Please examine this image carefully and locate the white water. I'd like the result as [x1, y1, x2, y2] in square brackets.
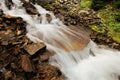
[1, 0, 120, 80]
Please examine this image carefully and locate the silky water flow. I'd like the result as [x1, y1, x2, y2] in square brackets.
[1, 0, 120, 80]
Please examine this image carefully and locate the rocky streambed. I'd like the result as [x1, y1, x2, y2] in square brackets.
[0, 9, 63, 80]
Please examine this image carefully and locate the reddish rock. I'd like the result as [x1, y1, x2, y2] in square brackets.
[21, 55, 33, 72]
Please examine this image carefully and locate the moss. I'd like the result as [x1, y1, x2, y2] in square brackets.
[97, 5, 120, 43]
[80, 1, 92, 8]
[90, 25, 106, 33]
[108, 29, 120, 43]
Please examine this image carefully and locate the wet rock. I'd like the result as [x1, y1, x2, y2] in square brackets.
[46, 13, 52, 23]
[0, 9, 3, 16]
[0, 12, 62, 80]
[30, 0, 54, 4]
[23, 2, 38, 15]
[24, 42, 46, 55]
[5, 0, 13, 10]
[39, 53, 49, 62]
[33, 63, 63, 80]
[21, 55, 34, 72]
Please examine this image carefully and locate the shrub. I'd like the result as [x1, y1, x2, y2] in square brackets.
[91, 0, 117, 10]
[91, 0, 105, 11]
[115, 15, 120, 22]
[113, 0, 120, 8]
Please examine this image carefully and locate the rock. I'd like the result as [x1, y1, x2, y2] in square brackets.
[0, 71, 5, 79]
[30, 0, 54, 4]
[5, 71, 12, 79]
[39, 54, 49, 62]
[24, 42, 46, 55]
[5, 0, 13, 9]
[52, 26, 90, 51]
[23, 2, 38, 15]
[21, 55, 33, 72]
[33, 63, 63, 80]
[0, 30, 15, 46]
[0, 46, 5, 54]
[0, 9, 3, 16]
[0, 53, 10, 68]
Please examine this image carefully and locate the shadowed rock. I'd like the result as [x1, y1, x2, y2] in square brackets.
[23, 2, 38, 15]
[5, 0, 13, 9]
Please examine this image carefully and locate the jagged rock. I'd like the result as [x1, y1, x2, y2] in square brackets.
[33, 63, 63, 80]
[0, 9, 63, 80]
[23, 2, 38, 15]
[5, 71, 13, 79]
[0, 9, 3, 16]
[21, 55, 34, 72]
[30, 0, 54, 4]
[5, 0, 13, 9]
[24, 42, 46, 55]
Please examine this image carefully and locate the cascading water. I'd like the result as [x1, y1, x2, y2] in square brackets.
[1, 0, 120, 80]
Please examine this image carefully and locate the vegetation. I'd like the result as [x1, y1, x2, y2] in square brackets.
[113, 0, 120, 8]
[91, 0, 120, 11]
[98, 6, 120, 42]
[91, 0, 105, 11]
[80, 0, 91, 8]
[80, 0, 120, 43]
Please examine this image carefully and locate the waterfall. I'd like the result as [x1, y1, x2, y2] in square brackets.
[1, 0, 120, 80]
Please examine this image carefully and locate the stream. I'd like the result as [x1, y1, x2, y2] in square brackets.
[1, 0, 120, 80]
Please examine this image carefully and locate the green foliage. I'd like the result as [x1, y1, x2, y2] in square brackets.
[115, 15, 120, 22]
[98, 5, 120, 43]
[80, 1, 92, 8]
[91, 0, 120, 10]
[113, 0, 120, 8]
[80, 0, 120, 42]
[91, 0, 105, 11]
[90, 25, 106, 33]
